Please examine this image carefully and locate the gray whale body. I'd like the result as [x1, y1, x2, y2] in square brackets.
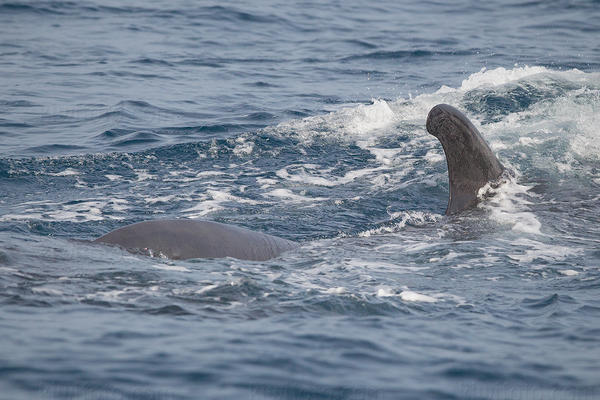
[94, 220, 298, 261]
[94, 104, 504, 260]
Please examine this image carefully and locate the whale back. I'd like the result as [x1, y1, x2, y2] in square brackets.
[94, 219, 298, 261]
[426, 104, 504, 214]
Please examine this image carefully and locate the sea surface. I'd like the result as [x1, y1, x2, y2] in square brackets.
[1, 1, 600, 399]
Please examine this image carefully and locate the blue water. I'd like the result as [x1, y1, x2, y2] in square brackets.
[1, 1, 600, 399]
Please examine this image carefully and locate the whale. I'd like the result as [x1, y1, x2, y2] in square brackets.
[426, 104, 504, 215]
[94, 219, 298, 261]
[94, 104, 504, 260]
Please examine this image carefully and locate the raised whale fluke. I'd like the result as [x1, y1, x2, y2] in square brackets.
[426, 104, 504, 215]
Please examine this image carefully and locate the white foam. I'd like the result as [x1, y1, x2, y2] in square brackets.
[456, 66, 549, 92]
[196, 170, 228, 177]
[507, 238, 582, 264]
[256, 177, 278, 189]
[276, 166, 336, 187]
[268, 99, 397, 143]
[180, 201, 222, 217]
[376, 287, 396, 297]
[194, 284, 220, 295]
[0, 198, 129, 222]
[374, 240, 439, 255]
[346, 99, 397, 135]
[429, 251, 460, 263]
[275, 164, 384, 188]
[424, 149, 444, 163]
[358, 211, 440, 237]
[31, 286, 63, 296]
[232, 136, 255, 156]
[376, 285, 465, 304]
[84, 284, 172, 304]
[325, 287, 347, 294]
[518, 137, 546, 146]
[377, 287, 459, 304]
[264, 188, 328, 203]
[48, 168, 79, 177]
[477, 172, 542, 235]
[182, 189, 260, 217]
[134, 169, 156, 182]
[399, 290, 438, 303]
[163, 170, 228, 184]
[152, 264, 191, 272]
[480, 81, 600, 176]
[109, 199, 129, 212]
[105, 174, 122, 181]
[566, 89, 600, 160]
[559, 269, 579, 276]
[144, 194, 178, 204]
[365, 146, 406, 166]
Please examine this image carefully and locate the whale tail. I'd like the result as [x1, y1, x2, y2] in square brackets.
[426, 104, 504, 215]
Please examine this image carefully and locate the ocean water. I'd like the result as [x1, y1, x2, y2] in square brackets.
[1, 0, 600, 399]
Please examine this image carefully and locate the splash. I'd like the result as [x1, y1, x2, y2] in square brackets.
[477, 170, 542, 235]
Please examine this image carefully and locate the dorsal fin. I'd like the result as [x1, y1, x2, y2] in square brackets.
[426, 104, 504, 214]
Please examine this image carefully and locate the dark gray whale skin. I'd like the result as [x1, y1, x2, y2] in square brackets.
[426, 104, 504, 215]
[94, 220, 298, 261]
